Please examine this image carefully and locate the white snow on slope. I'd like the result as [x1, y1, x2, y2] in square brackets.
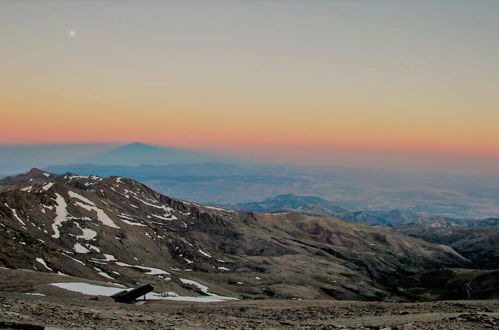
[68, 191, 95, 206]
[52, 282, 124, 296]
[52, 193, 68, 238]
[36, 258, 53, 271]
[120, 219, 147, 227]
[74, 243, 89, 254]
[63, 254, 85, 266]
[180, 278, 210, 294]
[42, 182, 55, 191]
[94, 267, 114, 280]
[65, 174, 90, 180]
[103, 254, 116, 261]
[115, 262, 170, 275]
[25, 292, 46, 296]
[78, 228, 97, 240]
[4, 203, 26, 226]
[133, 196, 172, 212]
[179, 278, 237, 300]
[74, 201, 119, 229]
[74, 222, 97, 240]
[88, 244, 100, 252]
[198, 249, 212, 258]
[51, 282, 236, 302]
[151, 213, 177, 221]
[117, 214, 147, 226]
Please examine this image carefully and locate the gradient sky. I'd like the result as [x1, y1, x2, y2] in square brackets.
[1, 1, 499, 173]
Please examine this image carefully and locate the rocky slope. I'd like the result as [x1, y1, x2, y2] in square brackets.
[393, 224, 499, 270]
[224, 194, 498, 272]
[0, 169, 474, 301]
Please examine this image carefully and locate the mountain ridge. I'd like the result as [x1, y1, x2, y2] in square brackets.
[221, 193, 499, 271]
[1, 169, 488, 301]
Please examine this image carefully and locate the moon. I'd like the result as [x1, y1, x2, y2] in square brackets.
[69, 30, 76, 38]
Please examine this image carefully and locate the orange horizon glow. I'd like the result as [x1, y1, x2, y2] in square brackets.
[1, 1, 499, 172]
[2, 88, 499, 161]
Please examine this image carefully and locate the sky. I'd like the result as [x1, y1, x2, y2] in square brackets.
[1, 1, 499, 173]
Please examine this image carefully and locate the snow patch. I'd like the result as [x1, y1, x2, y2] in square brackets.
[117, 213, 134, 220]
[118, 214, 147, 226]
[51, 193, 68, 238]
[4, 203, 26, 226]
[94, 267, 114, 280]
[88, 245, 100, 252]
[115, 262, 170, 275]
[51, 282, 125, 296]
[198, 249, 212, 258]
[120, 219, 147, 227]
[36, 258, 53, 271]
[42, 182, 55, 191]
[68, 191, 95, 206]
[74, 243, 89, 254]
[151, 213, 177, 221]
[179, 278, 236, 301]
[74, 201, 119, 228]
[103, 254, 116, 261]
[180, 278, 210, 294]
[74, 223, 97, 240]
[24, 293, 46, 296]
[51, 282, 236, 302]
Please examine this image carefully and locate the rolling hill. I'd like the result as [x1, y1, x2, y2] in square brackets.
[0, 169, 485, 301]
[222, 194, 349, 217]
[394, 223, 499, 269]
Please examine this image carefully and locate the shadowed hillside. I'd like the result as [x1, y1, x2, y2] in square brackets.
[0, 169, 482, 301]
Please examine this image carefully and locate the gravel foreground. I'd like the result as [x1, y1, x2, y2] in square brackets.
[0, 294, 498, 330]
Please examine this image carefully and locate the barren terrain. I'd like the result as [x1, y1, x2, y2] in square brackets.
[1, 294, 498, 329]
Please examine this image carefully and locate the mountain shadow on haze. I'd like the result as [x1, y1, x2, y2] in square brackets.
[83, 142, 230, 166]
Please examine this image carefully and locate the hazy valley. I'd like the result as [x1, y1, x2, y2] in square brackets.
[15, 143, 496, 220]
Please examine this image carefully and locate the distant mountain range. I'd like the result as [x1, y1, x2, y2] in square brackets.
[222, 193, 498, 228]
[3, 143, 498, 218]
[40, 159, 499, 219]
[3, 169, 497, 300]
[46, 162, 254, 179]
[221, 194, 349, 217]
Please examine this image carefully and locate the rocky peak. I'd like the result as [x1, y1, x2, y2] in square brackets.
[0, 168, 53, 185]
